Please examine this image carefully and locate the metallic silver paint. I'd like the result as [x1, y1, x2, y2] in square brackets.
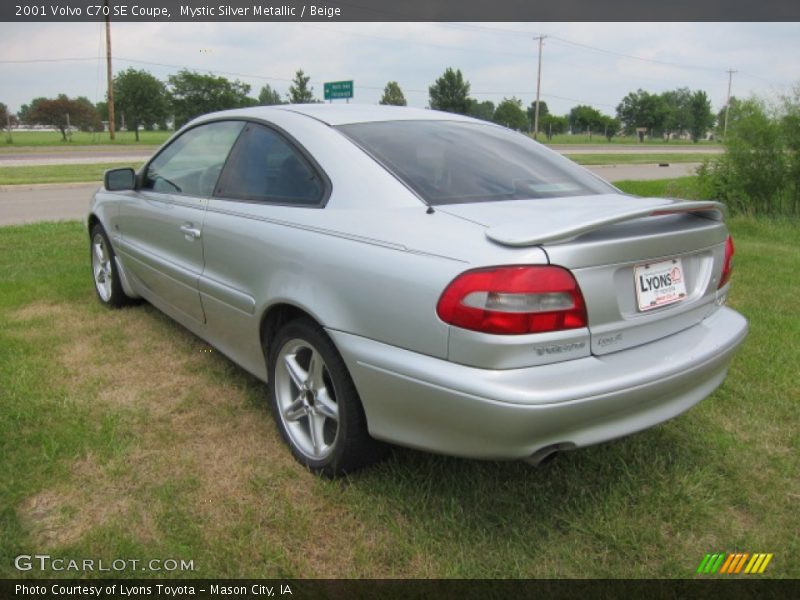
[88, 104, 749, 463]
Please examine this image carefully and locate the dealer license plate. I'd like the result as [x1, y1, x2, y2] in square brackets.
[634, 257, 687, 312]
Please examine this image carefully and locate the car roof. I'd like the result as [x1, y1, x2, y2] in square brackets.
[199, 103, 478, 127]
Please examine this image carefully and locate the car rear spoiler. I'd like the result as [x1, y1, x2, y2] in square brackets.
[485, 200, 727, 247]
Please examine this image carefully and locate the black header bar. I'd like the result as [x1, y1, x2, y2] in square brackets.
[3, 0, 799, 22]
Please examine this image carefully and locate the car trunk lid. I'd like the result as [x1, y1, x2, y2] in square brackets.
[438, 194, 730, 355]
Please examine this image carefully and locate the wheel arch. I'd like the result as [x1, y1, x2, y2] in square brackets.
[87, 213, 101, 237]
[259, 302, 323, 369]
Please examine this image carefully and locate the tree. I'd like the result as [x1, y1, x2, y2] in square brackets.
[428, 68, 471, 115]
[660, 87, 692, 140]
[114, 68, 169, 141]
[598, 115, 621, 141]
[493, 97, 528, 131]
[258, 84, 283, 106]
[698, 98, 791, 215]
[23, 94, 100, 140]
[539, 114, 569, 140]
[17, 97, 46, 125]
[466, 98, 495, 122]
[716, 96, 742, 136]
[379, 81, 407, 106]
[168, 70, 255, 128]
[616, 89, 668, 136]
[287, 70, 316, 104]
[0, 102, 16, 143]
[0, 102, 13, 127]
[569, 104, 606, 134]
[688, 90, 714, 142]
[526, 99, 550, 123]
[781, 85, 800, 208]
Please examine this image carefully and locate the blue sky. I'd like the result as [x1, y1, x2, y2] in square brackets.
[1, 22, 798, 116]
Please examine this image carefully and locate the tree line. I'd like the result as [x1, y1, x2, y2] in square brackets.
[4, 68, 321, 141]
[3, 65, 720, 142]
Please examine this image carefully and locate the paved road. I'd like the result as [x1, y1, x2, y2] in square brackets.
[0, 183, 98, 226]
[0, 163, 701, 226]
[589, 162, 700, 182]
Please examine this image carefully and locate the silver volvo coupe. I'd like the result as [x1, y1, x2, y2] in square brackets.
[88, 104, 748, 476]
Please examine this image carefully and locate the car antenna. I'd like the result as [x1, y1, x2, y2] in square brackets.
[426, 206, 435, 214]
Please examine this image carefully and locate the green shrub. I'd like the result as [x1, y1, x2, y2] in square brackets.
[697, 92, 800, 217]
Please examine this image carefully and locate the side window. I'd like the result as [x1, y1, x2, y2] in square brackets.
[142, 121, 245, 197]
[216, 123, 324, 205]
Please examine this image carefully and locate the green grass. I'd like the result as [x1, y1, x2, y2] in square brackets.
[0, 218, 797, 579]
[567, 153, 711, 166]
[615, 176, 705, 199]
[0, 163, 142, 186]
[0, 156, 704, 186]
[1, 130, 171, 148]
[544, 134, 721, 146]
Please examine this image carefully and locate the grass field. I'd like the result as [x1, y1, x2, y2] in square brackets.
[567, 153, 709, 166]
[2, 130, 172, 148]
[543, 134, 720, 146]
[0, 163, 142, 186]
[0, 156, 704, 186]
[1, 131, 719, 148]
[0, 215, 797, 579]
[615, 177, 705, 199]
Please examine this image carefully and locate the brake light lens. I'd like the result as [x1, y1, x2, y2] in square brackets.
[436, 266, 587, 335]
[718, 235, 735, 289]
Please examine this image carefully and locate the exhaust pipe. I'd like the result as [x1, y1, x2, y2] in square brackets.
[525, 443, 575, 466]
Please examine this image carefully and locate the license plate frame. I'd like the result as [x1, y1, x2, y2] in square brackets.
[634, 257, 688, 312]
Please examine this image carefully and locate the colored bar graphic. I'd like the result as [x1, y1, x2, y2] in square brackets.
[697, 552, 774, 575]
[719, 553, 736, 573]
[758, 554, 773, 574]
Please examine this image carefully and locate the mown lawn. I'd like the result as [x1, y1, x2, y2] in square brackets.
[0, 158, 702, 187]
[567, 153, 710, 166]
[1, 130, 171, 148]
[543, 134, 721, 146]
[0, 163, 142, 186]
[0, 218, 797, 579]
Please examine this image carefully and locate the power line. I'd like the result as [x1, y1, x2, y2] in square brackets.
[547, 36, 723, 73]
[0, 57, 98, 64]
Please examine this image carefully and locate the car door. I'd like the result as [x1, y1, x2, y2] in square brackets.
[198, 121, 328, 377]
[114, 120, 245, 324]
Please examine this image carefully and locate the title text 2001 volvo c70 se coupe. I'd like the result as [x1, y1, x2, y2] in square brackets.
[88, 104, 748, 476]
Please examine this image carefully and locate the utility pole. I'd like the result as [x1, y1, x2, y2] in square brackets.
[105, 0, 115, 140]
[533, 35, 546, 140]
[723, 69, 737, 138]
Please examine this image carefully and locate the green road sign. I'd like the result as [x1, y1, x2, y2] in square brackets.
[324, 80, 353, 100]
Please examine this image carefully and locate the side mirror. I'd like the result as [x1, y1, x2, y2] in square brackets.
[104, 167, 136, 191]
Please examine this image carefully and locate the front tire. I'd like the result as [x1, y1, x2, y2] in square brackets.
[90, 223, 133, 308]
[268, 318, 386, 477]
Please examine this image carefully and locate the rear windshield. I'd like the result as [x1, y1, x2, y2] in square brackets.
[336, 120, 616, 205]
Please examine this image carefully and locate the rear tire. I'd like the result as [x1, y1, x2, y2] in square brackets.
[268, 318, 387, 477]
[90, 223, 134, 308]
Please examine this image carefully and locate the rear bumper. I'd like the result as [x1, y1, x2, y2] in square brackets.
[329, 306, 748, 460]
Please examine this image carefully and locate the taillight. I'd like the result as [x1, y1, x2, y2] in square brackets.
[436, 265, 587, 335]
[718, 235, 735, 289]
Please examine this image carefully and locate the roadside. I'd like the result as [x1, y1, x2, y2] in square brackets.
[0, 164, 702, 227]
[0, 143, 710, 225]
[0, 183, 99, 226]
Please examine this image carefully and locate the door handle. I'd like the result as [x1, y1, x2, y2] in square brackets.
[180, 224, 202, 240]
